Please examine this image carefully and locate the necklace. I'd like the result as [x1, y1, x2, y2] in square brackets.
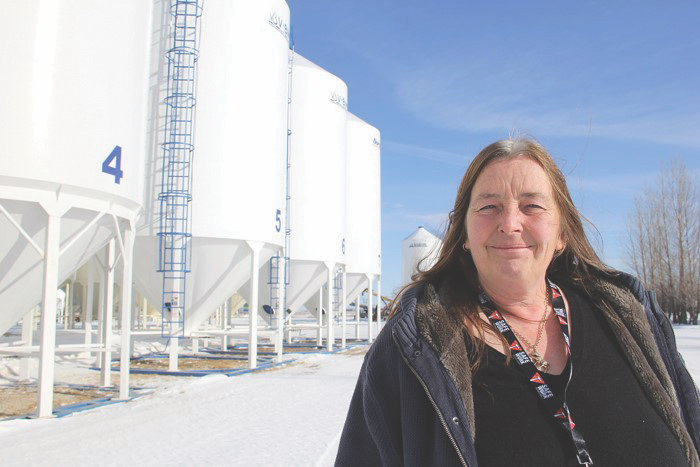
[503, 287, 552, 373]
[511, 321, 549, 372]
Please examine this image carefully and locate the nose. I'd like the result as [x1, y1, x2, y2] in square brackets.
[499, 205, 523, 234]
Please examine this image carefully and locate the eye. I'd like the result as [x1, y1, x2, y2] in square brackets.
[523, 203, 545, 212]
[477, 204, 497, 212]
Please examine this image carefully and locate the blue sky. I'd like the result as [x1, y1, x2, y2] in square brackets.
[286, 0, 700, 295]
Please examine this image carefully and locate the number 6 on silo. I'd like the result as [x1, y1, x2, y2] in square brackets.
[102, 145, 123, 184]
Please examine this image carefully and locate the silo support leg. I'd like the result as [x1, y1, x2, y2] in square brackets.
[341, 270, 347, 349]
[367, 274, 374, 344]
[222, 299, 229, 351]
[119, 226, 134, 400]
[169, 337, 179, 371]
[100, 240, 115, 387]
[355, 294, 361, 340]
[317, 286, 323, 346]
[63, 282, 71, 329]
[377, 278, 382, 331]
[141, 296, 148, 330]
[83, 259, 95, 358]
[20, 309, 34, 381]
[247, 241, 264, 370]
[95, 257, 105, 368]
[325, 262, 335, 352]
[37, 213, 60, 418]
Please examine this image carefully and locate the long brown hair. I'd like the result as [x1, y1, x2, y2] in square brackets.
[395, 137, 611, 369]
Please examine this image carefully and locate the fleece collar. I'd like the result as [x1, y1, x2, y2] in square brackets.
[413, 283, 476, 440]
[587, 277, 698, 466]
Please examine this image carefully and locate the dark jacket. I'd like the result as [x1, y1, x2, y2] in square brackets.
[335, 272, 700, 466]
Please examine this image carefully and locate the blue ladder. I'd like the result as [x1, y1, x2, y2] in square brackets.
[267, 255, 289, 326]
[158, 0, 203, 338]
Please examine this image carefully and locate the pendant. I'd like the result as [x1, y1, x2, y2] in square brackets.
[531, 349, 550, 373]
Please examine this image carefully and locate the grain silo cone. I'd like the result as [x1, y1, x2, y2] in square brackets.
[401, 227, 442, 285]
[133, 0, 290, 334]
[0, 1, 152, 336]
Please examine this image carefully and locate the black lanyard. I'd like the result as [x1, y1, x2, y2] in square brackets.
[479, 280, 594, 466]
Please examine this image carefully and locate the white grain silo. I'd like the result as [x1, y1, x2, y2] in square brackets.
[343, 113, 381, 343]
[0, 0, 152, 415]
[282, 53, 348, 350]
[133, 0, 290, 368]
[401, 227, 442, 285]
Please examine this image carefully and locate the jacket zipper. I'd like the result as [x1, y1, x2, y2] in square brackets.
[393, 333, 469, 467]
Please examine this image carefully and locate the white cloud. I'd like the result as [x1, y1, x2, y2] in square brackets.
[382, 140, 470, 166]
[569, 166, 700, 200]
[382, 203, 449, 236]
[393, 49, 700, 149]
[567, 172, 658, 197]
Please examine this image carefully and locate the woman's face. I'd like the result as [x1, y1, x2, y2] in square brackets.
[464, 156, 564, 286]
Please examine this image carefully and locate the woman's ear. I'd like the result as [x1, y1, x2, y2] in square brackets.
[555, 237, 565, 254]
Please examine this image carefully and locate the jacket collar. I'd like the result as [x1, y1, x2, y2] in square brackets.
[396, 282, 476, 439]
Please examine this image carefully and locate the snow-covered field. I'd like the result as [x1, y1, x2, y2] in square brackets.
[1, 325, 699, 466]
[673, 325, 700, 377]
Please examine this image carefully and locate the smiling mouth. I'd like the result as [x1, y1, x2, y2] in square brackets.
[490, 245, 531, 250]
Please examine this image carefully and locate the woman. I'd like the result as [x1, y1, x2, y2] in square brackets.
[335, 138, 700, 466]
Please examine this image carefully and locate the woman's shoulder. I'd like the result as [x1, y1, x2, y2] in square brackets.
[357, 306, 419, 396]
[363, 281, 441, 369]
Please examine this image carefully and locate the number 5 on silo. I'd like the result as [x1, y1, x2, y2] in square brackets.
[275, 209, 282, 232]
[102, 145, 123, 184]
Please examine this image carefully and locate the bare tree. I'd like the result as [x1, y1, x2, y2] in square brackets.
[626, 160, 700, 324]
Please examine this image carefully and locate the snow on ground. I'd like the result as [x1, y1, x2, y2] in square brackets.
[1, 324, 700, 466]
[0, 347, 366, 467]
[671, 325, 700, 378]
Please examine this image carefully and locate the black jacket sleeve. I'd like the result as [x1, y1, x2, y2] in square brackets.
[335, 326, 405, 467]
[335, 361, 385, 466]
[613, 270, 700, 453]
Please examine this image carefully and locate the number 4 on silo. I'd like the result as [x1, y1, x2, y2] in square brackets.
[102, 145, 123, 184]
